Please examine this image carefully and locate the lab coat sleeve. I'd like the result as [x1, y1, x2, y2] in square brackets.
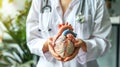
[77, 0, 112, 64]
[26, 0, 53, 61]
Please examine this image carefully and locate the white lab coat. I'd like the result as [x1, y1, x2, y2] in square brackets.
[26, 0, 112, 67]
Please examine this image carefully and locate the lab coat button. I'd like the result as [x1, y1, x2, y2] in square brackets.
[48, 28, 52, 31]
[38, 29, 41, 32]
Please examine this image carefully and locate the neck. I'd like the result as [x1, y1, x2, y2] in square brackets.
[60, 0, 72, 15]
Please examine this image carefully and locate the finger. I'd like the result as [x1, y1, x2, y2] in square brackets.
[48, 37, 56, 46]
[48, 44, 63, 61]
[64, 48, 79, 61]
[53, 55, 63, 61]
[66, 22, 68, 25]
[48, 37, 53, 42]
[74, 40, 81, 47]
[68, 23, 71, 26]
[64, 47, 80, 62]
[48, 44, 59, 57]
[73, 39, 81, 47]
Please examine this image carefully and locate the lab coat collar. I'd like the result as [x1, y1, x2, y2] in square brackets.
[54, 0, 80, 8]
[52, 0, 82, 23]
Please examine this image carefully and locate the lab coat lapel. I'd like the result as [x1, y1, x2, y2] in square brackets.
[53, 0, 79, 23]
[81, 0, 93, 39]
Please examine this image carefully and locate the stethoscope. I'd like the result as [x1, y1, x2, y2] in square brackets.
[41, 0, 85, 13]
[39, 0, 85, 32]
[41, 0, 52, 13]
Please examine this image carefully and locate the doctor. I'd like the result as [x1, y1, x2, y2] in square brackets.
[26, 0, 112, 67]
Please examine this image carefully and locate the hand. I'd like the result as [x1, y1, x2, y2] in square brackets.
[66, 33, 76, 42]
[63, 39, 87, 62]
[63, 47, 80, 62]
[48, 37, 63, 61]
[74, 39, 87, 52]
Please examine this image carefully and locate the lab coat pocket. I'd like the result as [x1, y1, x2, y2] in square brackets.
[81, 15, 93, 39]
[40, 12, 52, 30]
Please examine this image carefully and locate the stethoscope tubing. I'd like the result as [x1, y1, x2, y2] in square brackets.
[41, 0, 85, 13]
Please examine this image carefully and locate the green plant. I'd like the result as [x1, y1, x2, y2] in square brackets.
[0, 0, 35, 67]
[0, 0, 2, 8]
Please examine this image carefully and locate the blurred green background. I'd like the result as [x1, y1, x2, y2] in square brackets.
[0, 0, 37, 67]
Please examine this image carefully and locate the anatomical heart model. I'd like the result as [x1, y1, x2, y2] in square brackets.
[53, 23, 77, 58]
